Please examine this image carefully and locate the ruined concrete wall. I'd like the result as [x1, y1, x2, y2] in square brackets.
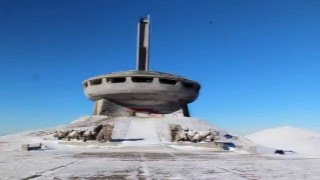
[94, 99, 190, 117]
[94, 99, 134, 117]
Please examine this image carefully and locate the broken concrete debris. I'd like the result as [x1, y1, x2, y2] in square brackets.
[53, 124, 114, 142]
[170, 124, 220, 143]
[21, 143, 44, 151]
[96, 124, 114, 142]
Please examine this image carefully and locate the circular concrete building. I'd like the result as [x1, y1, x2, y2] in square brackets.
[83, 71, 200, 114]
[83, 16, 200, 116]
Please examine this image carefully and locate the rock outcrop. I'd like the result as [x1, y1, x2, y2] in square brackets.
[170, 124, 219, 143]
[53, 123, 114, 142]
[96, 124, 114, 142]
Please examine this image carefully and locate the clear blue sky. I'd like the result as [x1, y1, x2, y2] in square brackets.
[1, 0, 320, 135]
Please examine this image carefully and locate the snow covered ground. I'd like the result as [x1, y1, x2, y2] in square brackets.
[1, 116, 320, 179]
[246, 126, 320, 157]
[1, 146, 320, 179]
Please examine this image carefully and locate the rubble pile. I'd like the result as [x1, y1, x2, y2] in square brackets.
[170, 124, 219, 143]
[53, 124, 114, 142]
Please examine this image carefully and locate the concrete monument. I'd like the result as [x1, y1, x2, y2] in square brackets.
[83, 15, 200, 117]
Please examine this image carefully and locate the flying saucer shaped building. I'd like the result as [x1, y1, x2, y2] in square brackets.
[83, 16, 200, 116]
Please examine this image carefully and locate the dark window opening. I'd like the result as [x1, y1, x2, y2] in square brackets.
[107, 77, 126, 83]
[83, 82, 88, 88]
[182, 82, 195, 89]
[159, 78, 177, 85]
[90, 79, 102, 85]
[131, 77, 153, 83]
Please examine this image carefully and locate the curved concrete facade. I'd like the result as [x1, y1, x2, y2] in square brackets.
[83, 71, 200, 114]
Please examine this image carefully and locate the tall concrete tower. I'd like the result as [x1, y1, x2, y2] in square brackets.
[83, 15, 200, 117]
[136, 15, 150, 71]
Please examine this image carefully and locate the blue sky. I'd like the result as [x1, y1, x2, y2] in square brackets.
[1, 0, 320, 135]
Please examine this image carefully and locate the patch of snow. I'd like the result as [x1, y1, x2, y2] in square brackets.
[168, 145, 214, 151]
[68, 115, 111, 128]
[122, 118, 159, 145]
[246, 126, 320, 156]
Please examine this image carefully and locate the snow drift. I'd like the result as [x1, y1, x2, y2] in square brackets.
[246, 126, 320, 156]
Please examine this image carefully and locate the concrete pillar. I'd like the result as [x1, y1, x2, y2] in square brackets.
[182, 104, 190, 117]
[93, 99, 105, 115]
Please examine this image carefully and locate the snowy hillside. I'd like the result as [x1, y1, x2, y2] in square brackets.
[246, 126, 320, 156]
[1, 117, 320, 179]
[0, 115, 251, 152]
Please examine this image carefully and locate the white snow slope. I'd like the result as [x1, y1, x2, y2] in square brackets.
[1, 117, 320, 179]
[246, 126, 320, 156]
